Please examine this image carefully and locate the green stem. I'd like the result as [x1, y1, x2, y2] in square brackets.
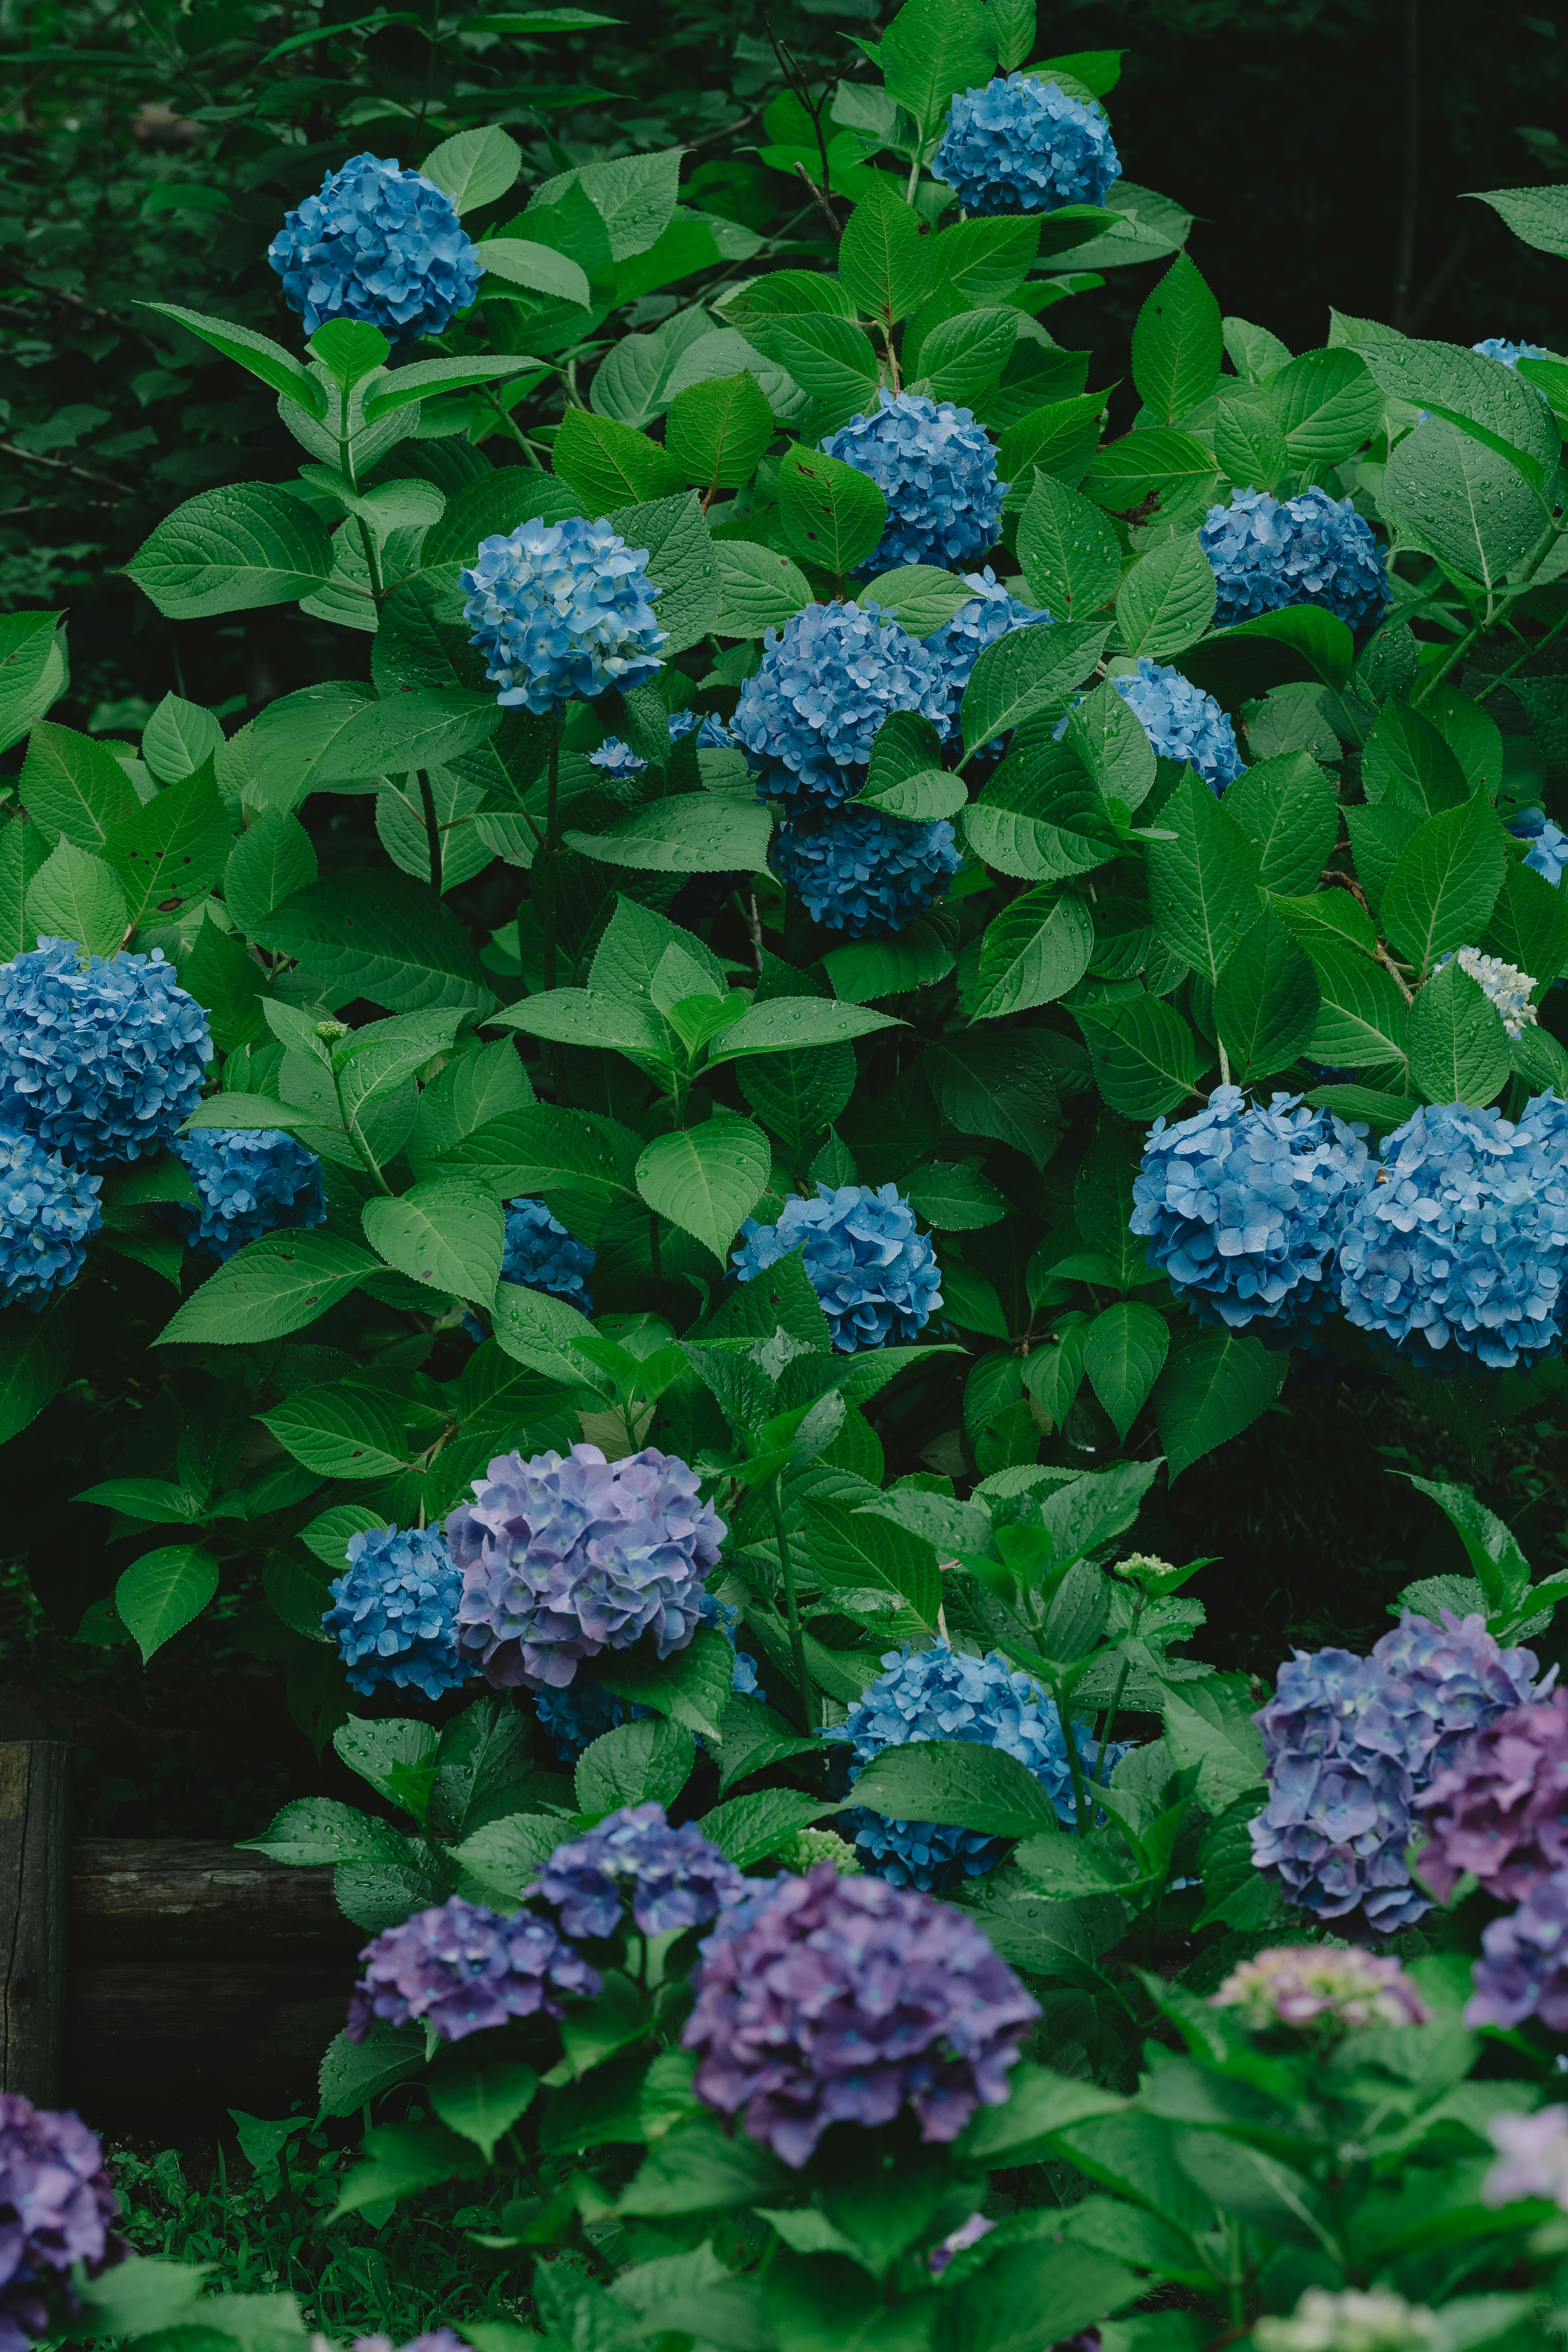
[1411, 513, 1564, 709]
[417, 767, 442, 895]
[1476, 599, 1568, 703]
[772, 1485, 815, 1731]
[542, 708, 562, 990]
[1057, 1680, 1092, 1835]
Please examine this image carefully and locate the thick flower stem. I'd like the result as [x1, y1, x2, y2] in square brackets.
[542, 709, 563, 990]
[772, 1484, 815, 1730]
[417, 767, 442, 895]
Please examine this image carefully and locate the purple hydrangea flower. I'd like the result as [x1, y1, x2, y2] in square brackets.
[0, 1125, 100, 1307]
[1484, 2105, 1568, 2209]
[353, 2334, 473, 2352]
[733, 1181, 942, 1352]
[933, 74, 1122, 218]
[268, 151, 483, 345]
[1250, 1610, 1544, 1933]
[1112, 658, 1245, 795]
[346, 1895, 599, 2044]
[528, 1801, 747, 1938]
[929, 2212, 996, 2275]
[1131, 1087, 1369, 1342]
[323, 1523, 470, 1702]
[0, 938, 212, 1167]
[502, 1196, 594, 1311]
[1211, 1946, 1430, 2031]
[1201, 487, 1391, 637]
[1417, 1688, 1568, 1902]
[683, 1863, 1038, 2167]
[449, 1442, 725, 1691]
[0, 2095, 121, 2352]
[731, 599, 951, 819]
[822, 392, 1006, 573]
[1467, 1864, 1568, 2030]
[1509, 807, 1568, 888]
[1335, 1093, 1568, 1372]
[461, 517, 666, 715]
[165, 1128, 325, 1263]
[773, 807, 961, 938]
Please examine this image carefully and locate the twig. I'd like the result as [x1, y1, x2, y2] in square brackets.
[0, 438, 134, 495]
[761, 7, 842, 239]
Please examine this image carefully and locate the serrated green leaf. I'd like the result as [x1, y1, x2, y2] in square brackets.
[635, 1117, 770, 1260]
[1408, 957, 1512, 1105]
[968, 885, 1094, 1020]
[1381, 795, 1508, 977]
[115, 1544, 218, 1663]
[362, 1178, 504, 1300]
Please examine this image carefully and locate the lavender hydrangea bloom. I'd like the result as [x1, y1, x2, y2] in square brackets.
[461, 517, 666, 714]
[1484, 2105, 1568, 2208]
[933, 73, 1122, 218]
[731, 600, 951, 817]
[929, 2213, 996, 2276]
[0, 2096, 120, 2352]
[1416, 1687, 1568, 1901]
[1201, 487, 1391, 637]
[1112, 658, 1246, 795]
[1335, 1094, 1568, 1371]
[1212, 1947, 1430, 2031]
[1250, 1610, 1543, 1933]
[1474, 337, 1548, 368]
[353, 2332, 474, 2352]
[825, 1642, 1125, 1890]
[268, 152, 483, 345]
[323, 1524, 470, 1702]
[684, 1862, 1038, 2166]
[0, 937, 211, 1167]
[0, 1127, 100, 1307]
[346, 1895, 598, 2043]
[1510, 807, 1568, 887]
[165, 1129, 325, 1263]
[449, 1442, 725, 1690]
[774, 808, 961, 939]
[733, 1181, 942, 1352]
[925, 567, 1054, 731]
[501, 1196, 594, 1311]
[1468, 1864, 1568, 2029]
[529, 1801, 747, 1938]
[822, 392, 1007, 572]
[1131, 1087, 1369, 1341]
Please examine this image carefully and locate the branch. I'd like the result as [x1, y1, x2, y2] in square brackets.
[0, 438, 135, 496]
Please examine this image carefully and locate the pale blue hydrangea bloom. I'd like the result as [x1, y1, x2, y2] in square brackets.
[0, 1125, 101, 1307]
[268, 152, 483, 345]
[733, 1180, 942, 1352]
[774, 807, 960, 938]
[666, 710, 699, 742]
[1201, 487, 1391, 636]
[1511, 808, 1568, 887]
[461, 517, 667, 714]
[933, 73, 1122, 217]
[696, 714, 735, 749]
[1132, 1087, 1369, 1341]
[502, 1196, 594, 1310]
[731, 599, 951, 817]
[1474, 337, 1548, 368]
[1112, 657, 1246, 794]
[925, 566, 1054, 731]
[1336, 1094, 1568, 1370]
[1434, 947, 1538, 1040]
[0, 938, 212, 1167]
[587, 737, 646, 775]
[165, 1129, 325, 1263]
[826, 1642, 1127, 1890]
[323, 1524, 471, 1702]
[700, 1588, 764, 1702]
[822, 391, 1007, 572]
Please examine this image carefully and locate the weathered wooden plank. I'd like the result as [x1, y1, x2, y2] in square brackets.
[0, 1742, 71, 2104]
[68, 1962, 352, 2128]
[69, 1840, 358, 1963]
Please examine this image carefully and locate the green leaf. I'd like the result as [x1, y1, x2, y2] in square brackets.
[429, 2058, 539, 2163]
[1223, 751, 1339, 894]
[1214, 910, 1320, 1084]
[1407, 958, 1512, 1105]
[589, 1624, 735, 1743]
[880, 0, 996, 138]
[665, 372, 775, 492]
[933, 2245, 1139, 2352]
[576, 1715, 697, 1817]
[564, 797, 773, 873]
[421, 124, 523, 211]
[157, 1229, 379, 1346]
[318, 2022, 423, 2119]
[1362, 701, 1469, 817]
[1484, 854, 1568, 987]
[473, 236, 590, 306]
[715, 541, 814, 636]
[1353, 337, 1560, 494]
[604, 491, 721, 655]
[1115, 533, 1217, 662]
[752, 315, 877, 432]
[1161, 1677, 1266, 1813]
[968, 885, 1094, 1020]
[26, 837, 127, 959]
[332, 2118, 484, 2219]
[1076, 996, 1201, 1117]
[143, 693, 224, 784]
[997, 394, 1106, 493]
[241, 1794, 414, 1866]
[19, 722, 140, 849]
[1014, 474, 1122, 619]
[0, 1303, 74, 1443]
[903, 1162, 1008, 1231]
[362, 1178, 504, 1300]
[1083, 428, 1215, 513]
[182, 914, 267, 1050]
[1082, 1302, 1169, 1441]
[861, 565, 977, 637]
[1381, 419, 1546, 590]
[115, 1544, 218, 1663]
[1145, 771, 1263, 982]
[838, 178, 933, 324]
[488, 987, 669, 1059]
[924, 216, 1042, 306]
[619, 2118, 792, 2216]
[961, 619, 1111, 752]
[821, 918, 958, 1002]
[777, 444, 887, 576]
[1075, 1117, 1156, 1290]
[1263, 345, 1382, 463]
[922, 1028, 1065, 1167]
[847, 1739, 1060, 1840]
[263, 1384, 411, 1479]
[1152, 1329, 1287, 1481]
[532, 144, 683, 263]
[1213, 397, 1288, 490]
[914, 306, 1021, 410]
[1466, 183, 1568, 255]
[1302, 933, 1412, 1074]
[247, 869, 493, 1016]
[553, 405, 686, 506]
[804, 1496, 940, 1633]
[309, 689, 503, 787]
[138, 301, 327, 418]
[738, 1043, 856, 1150]
[125, 484, 335, 619]
[104, 762, 233, 927]
[698, 1788, 840, 1868]
[1131, 253, 1223, 424]
[0, 614, 65, 759]
[1381, 795, 1507, 976]
[635, 1118, 770, 1260]
[308, 318, 391, 389]
[1065, 677, 1157, 811]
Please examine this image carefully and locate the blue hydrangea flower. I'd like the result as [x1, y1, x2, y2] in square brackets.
[700, 1586, 764, 1702]
[666, 710, 699, 742]
[0, 937, 212, 1168]
[461, 517, 667, 715]
[933, 73, 1123, 218]
[822, 392, 1007, 572]
[731, 600, 951, 818]
[164, 1129, 325, 1264]
[534, 1590, 758, 1762]
[502, 1196, 594, 1311]
[1250, 1610, 1544, 1934]
[1510, 808, 1568, 888]
[0, 1125, 100, 1308]
[323, 1523, 471, 1703]
[825, 1642, 1127, 1891]
[925, 567, 1054, 731]
[1201, 487, 1391, 637]
[1111, 657, 1245, 794]
[1474, 337, 1548, 369]
[587, 737, 646, 775]
[1131, 1087, 1369, 1341]
[1336, 1093, 1568, 1371]
[696, 714, 735, 750]
[774, 807, 960, 939]
[734, 1180, 942, 1352]
[528, 1801, 746, 1938]
[268, 152, 483, 346]
[1434, 946, 1538, 1040]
